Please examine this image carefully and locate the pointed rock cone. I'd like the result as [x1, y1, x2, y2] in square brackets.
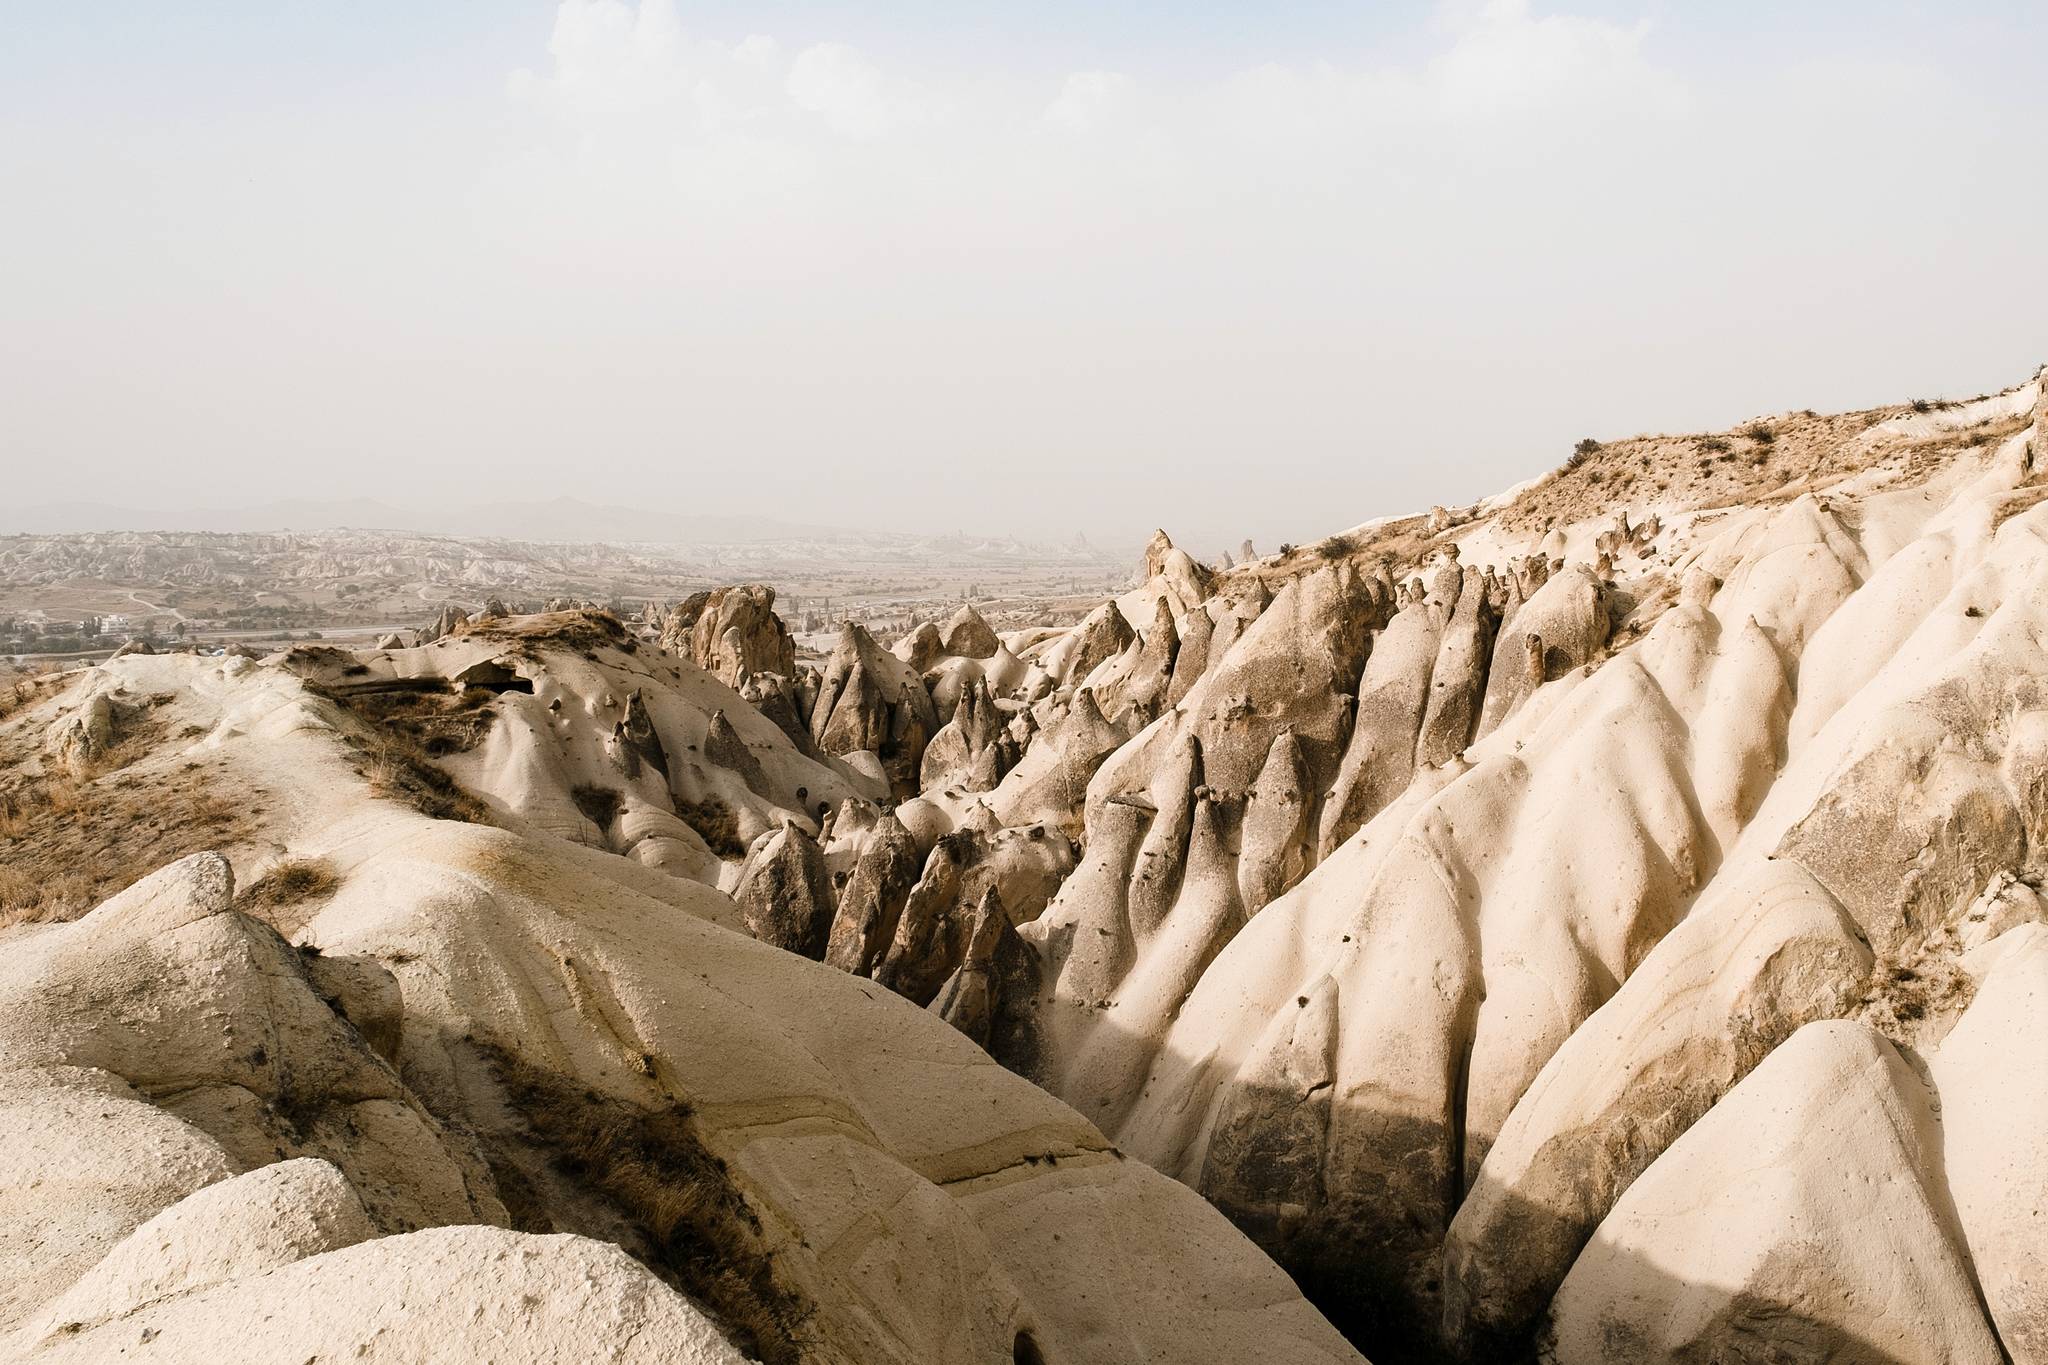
[1167, 603, 1214, 708]
[875, 834, 972, 1005]
[1130, 596, 1180, 712]
[895, 620, 945, 672]
[1068, 794, 1244, 1134]
[1036, 796, 1150, 1033]
[611, 689, 669, 781]
[1238, 730, 1311, 914]
[1127, 734, 1202, 944]
[932, 885, 1011, 1047]
[1067, 601, 1135, 685]
[732, 823, 836, 959]
[1474, 563, 1609, 742]
[1415, 562, 1499, 768]
[1317, 599, 1441, 857]
[941, 604, 1001, 659]
[823, 814, 922, 977]
[703, 709, 767, 796]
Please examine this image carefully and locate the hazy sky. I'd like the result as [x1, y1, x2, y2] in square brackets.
[4, 2, 2044, 551]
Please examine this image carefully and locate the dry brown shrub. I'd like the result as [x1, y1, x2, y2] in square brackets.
[675, 794, 744, 858]
[236, 855, 340, 912]
[301, 677, 494, 823]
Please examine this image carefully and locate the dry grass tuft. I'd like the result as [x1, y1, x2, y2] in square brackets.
[0, 665, 53, 720]
[236, 855, 340, 913]
[1856, 939, 1977, 1050]
[675, 794, 744, 859]
[0, 865, 96, 928]
[361, 734, 492, 823]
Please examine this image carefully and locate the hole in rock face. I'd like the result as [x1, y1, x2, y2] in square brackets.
[1013, 1330, 1047, 1365]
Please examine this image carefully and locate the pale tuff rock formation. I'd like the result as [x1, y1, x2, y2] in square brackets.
[810, 621, 940, 799]
[1439, 857, 1876, 1355]
[703, 707, 768, 795]
[1930, 923, 2048, 1361]
[1090, 595, 1179, 726]
[19, 1226, 751, 1365]
[920, 674, 1017, 794]
[963, 370, 2048, 1359]
[872, 821, 1078, 1009]
[1412, 552, 1499, 767]
[0, 854, 503, 1344]
[42, 688, 115, 777]
[821, 811, 924, 977]
[281, 611, 873, 886]
[661, 584, 797, 686]
[738, 668, 818, 755]
[981, 686, 1136, 833]
[924, 641, 1034, 716]
[1164, 599, 1213, 708]
[941, 603, 1002, 659]
[1315, 592, 1441, 855]
[1544, 1021, 2003, 1364]
[731, 821, 836, 958]
[1, 1066, 239, 1337]
[1237, 730, 1313, 912]
[0, 662, 1360, 1363]
[14, 369, 2048, 1365]
[1133, 528, 1217, 619]
[1472, 562, 1608, 740]
[1043, 600, 1136, 687]
[930, 884, 1041, 1056]
[613, 687, 670, 779]
[1088, 562, 1376, 813]
[417, 604, 468, 643]
[17, 1158, 377, 1347]
[894, 619, 947, 673]
[0, 855, 501, 1246]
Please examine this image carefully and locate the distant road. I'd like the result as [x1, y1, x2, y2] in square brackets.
[127, 592, 183, 620]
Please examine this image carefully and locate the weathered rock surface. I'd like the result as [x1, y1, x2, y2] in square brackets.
[811, 621, 941, 799]
[661, 583, 798, 685]
[732, 821, 837, 957]
[1545, 1021, 2003, 1364]
[11, 369, 2048, 1365]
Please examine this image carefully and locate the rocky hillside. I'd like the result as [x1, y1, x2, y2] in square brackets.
[2, 368, 2045, 1363]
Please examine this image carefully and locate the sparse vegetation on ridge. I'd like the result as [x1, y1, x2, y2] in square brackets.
[236, 855, 341, 914]
[472, 1042, 812, 1365]
[675, 793, 745, 859]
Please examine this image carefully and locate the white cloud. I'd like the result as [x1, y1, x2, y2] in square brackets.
[785, 42, 937, 139]
[526, 0, 689, 116]
[1423, 0, 1684, 119]
[1044, 71, 1138, 133]
[507, 2, 936, 156]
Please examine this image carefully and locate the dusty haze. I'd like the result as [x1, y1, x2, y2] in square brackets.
[3, 1, 2044, 550]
